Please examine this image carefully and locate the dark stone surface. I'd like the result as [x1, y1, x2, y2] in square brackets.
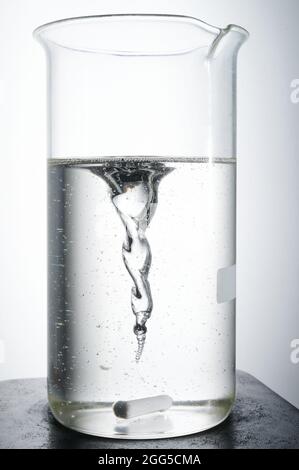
[0, 371, 298, 449]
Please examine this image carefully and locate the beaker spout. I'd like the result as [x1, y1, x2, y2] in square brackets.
[208, 24, 249, 60]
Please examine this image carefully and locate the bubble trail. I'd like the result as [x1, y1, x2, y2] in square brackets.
[90, 160, 172, 361]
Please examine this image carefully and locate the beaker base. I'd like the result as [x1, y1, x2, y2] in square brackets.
[49, 398, 234, 440]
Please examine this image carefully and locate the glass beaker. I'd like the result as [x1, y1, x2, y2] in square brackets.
[34, 14, 248, 439]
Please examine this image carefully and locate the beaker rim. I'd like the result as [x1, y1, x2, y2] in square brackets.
[33, 13, 219, 36]
[33, 14, 248, 56]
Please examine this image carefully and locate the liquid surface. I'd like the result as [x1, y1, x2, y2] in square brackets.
[48, 157, 236, 438]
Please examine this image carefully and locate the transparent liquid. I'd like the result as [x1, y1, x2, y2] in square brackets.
[48, 157, 236, 439]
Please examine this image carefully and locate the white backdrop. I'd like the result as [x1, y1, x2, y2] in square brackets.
[0, 0, 298, 409]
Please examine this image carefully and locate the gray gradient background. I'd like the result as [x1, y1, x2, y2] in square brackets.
[0, 0, 298, 409]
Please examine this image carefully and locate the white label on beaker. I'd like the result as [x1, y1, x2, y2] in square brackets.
[217, 265, 236, 304]
[0, 340, 5, 364]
